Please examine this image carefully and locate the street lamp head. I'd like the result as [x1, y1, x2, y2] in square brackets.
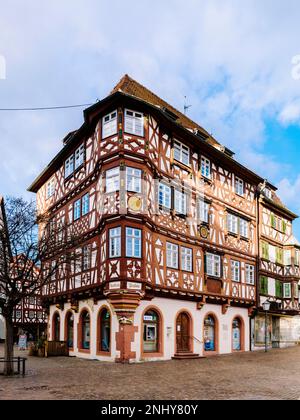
[262, 300, 271, 311]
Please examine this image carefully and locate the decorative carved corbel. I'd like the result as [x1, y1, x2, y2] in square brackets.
[118, 316, 134, 325]
[197, 296, 206, 310]
[222, 300, 231, 315]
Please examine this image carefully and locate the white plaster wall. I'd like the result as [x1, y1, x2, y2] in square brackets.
[49, 299, 119, 362]
[134, 298, 250, 361]
[48, 298, 250, 362]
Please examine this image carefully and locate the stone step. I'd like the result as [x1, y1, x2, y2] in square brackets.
[172, 352, 204, 360]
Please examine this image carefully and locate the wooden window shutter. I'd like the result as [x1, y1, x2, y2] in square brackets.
[276, 280, 283, 298]
[282, 220, 287, 233]
[260, 276, 268, 294]
[271, 214, 276, 228]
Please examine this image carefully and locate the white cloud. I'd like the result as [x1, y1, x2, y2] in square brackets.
[277, 176, 300, 212]
[278, 102, 300, 125]
[0, 0, 300, 212]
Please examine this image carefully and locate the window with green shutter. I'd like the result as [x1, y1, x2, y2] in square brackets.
[261, 241, 269, 260]
[276, 248, 283, 265]
[270, 213, 276, 229]
[275, 280, 283, 298]
[282, 220, 287, 233]
[260, 276, 268, 295]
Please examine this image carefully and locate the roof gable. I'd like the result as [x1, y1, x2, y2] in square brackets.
[111, 74, 221, 148]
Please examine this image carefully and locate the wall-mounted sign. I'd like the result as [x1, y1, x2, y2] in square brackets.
[127, 282, 142, 290]
[109, 282, 121, 290]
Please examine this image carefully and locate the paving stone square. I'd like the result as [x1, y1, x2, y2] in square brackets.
[1, 344, 300, 400]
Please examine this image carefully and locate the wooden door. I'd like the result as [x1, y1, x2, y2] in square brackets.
[176, 313, 190, 352]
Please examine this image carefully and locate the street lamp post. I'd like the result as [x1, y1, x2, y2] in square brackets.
[262, 300, 271, 353]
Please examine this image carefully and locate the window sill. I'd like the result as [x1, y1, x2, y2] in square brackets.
[172, 160, 192, 172]
[201, 176, 212, 184]
[159, 205, 172, 213]
[97, 351, 111, 357]
[199, 221, 210, 227]
[102, 132, 118, 141]
[174, 213, 187, 220]
[227, 232, 238, 238]
[240, 236, 250, 242]
[205, 275, 222, 281]
[125, 256, 142, 260]
[78, 349, 91, 354]
[124, 131, 145, 139]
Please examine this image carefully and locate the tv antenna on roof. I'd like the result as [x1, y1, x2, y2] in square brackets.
[184, 96, 192, 115]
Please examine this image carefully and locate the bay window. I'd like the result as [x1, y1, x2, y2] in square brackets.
[102, 110, 117, 139]
[109, 227, 121, 258]
[106, 167, 120, 193]
[126, 228, 142, 258]
[126, 167, 142, 193]
[125, 109, 144, 136]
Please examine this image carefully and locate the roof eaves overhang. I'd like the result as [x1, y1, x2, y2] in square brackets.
[261, 196, 298, 220]
[29, 90, 267, 193]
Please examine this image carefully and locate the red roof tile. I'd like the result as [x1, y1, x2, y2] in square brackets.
[111, 74, 221, 148]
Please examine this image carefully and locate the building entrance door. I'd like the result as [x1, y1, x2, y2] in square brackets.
[176, 312, 190, 352]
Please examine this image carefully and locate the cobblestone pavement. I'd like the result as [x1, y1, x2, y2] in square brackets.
[1, 344, 300, 400]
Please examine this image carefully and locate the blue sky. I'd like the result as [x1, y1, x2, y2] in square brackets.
[1, 0, 300, 236]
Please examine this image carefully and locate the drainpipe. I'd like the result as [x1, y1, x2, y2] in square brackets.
[253, 186, 262, 351]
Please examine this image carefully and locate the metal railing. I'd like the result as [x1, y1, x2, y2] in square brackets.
[188, 336, 204, 345]
[0, 357, 27, 376]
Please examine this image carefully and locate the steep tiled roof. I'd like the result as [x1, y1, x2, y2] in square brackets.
[111, 74, 221, 148]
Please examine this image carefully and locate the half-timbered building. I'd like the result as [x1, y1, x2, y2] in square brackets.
[28, 75, 300, 362]
[254, 183, 300, 349]
[0, 197, 47, 342]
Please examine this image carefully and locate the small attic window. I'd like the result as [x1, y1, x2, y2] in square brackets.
[264, 187, 272, 199]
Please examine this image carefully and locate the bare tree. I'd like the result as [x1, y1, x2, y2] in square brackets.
[0, 197, 78, 376]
